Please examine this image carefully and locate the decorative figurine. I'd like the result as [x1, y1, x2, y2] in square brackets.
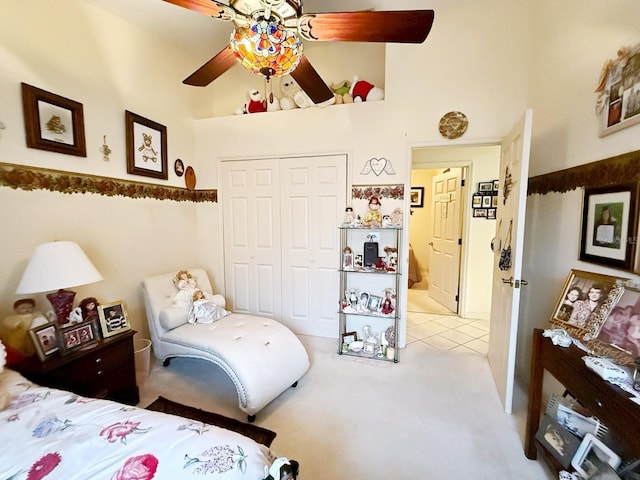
[343, 206, 355, 225]
[0, 299, 43, 355]
[391, 207, 403, 226]
[363, 196, 383, 227]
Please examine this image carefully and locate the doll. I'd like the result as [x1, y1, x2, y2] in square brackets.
[80, 297, 100, 322]
[381, 289, 396, 315]
[172, 270, 198, 306]
[0, 299, 41, 355]
[188, 289, 229, 324]
[343, 206, 355, 225]
[363, 196, 382, 227]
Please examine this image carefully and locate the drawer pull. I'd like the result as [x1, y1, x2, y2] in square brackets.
[95, 357, 102, 364]
[97, 370, 104, 376]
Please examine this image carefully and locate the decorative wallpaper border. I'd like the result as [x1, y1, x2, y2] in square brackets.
[0, 162, 217, 203]
[352, 184, 405, 200]
[528, 150, 640, 195]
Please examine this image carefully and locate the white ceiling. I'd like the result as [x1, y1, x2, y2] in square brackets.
[83, 0, 417, 58]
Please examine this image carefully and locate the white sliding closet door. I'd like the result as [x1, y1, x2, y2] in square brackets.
[221, 155, 347, 337]
[280, 155, 347, 337]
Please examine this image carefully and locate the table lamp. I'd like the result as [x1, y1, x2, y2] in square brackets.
[15, 241, 103, 325]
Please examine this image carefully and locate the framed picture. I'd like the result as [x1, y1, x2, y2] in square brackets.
[367, 295, 382, 312]
[493, 179, 500, 191]
[535, 415, 581, 469]
[482, 196, 492, 208]
[58, 319, 99, 353]
[473, 208, 487, 218]
[472, 194, 482, 208]
[478, 181, 493, 192]
[98, 301, 131, 338]
[492, 195, 499, 208]
[341, 331, 358, 345]
[588, 284, 640, 366]
[354, 254, 363, 269]
[549, 269, 625, 340]
[358, 291, 370, 310]
[487, 208, 496, 219]
[21, 83, 86, 157]
[125, 110, 168, 180]
[580, 184, 638, 271]
[410, 187, 424, 208]
[598, 42, 640, 137]
[174, 158, 185, 177]
[29, 322, 60, 361]
[571, 433, 622, 478]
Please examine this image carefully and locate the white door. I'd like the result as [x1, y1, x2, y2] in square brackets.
[428, 168, 463, 313]
[221, 159, 282, 318]
[280, 155, 347, 337]
[488, 109, 533, 414]
[222, 155, 346, 337]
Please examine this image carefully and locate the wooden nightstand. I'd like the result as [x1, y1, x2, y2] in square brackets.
[13, 329, 139, 405]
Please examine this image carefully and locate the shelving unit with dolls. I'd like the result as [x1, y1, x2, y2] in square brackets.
[337, 195, 402, 363]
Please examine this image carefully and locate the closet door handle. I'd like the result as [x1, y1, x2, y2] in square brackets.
[428, 242, 441, 254]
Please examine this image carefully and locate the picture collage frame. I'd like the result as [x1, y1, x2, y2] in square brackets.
[471, 179, 499, 219]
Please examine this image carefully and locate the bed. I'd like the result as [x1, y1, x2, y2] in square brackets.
[0, 368, 294, 480]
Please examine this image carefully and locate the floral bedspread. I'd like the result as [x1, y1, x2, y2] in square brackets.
[0, 370, 276, 480]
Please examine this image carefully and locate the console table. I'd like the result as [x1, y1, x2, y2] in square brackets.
[525, 329, 640, 473]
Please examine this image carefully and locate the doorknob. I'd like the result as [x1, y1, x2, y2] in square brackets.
[428, 242, 441, 254]
[502, 277, 528, 288]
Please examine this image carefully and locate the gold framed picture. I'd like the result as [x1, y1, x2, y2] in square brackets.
[97, 301, 131, 338]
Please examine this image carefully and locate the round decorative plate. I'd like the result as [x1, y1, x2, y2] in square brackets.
[438, 111, 468, 139]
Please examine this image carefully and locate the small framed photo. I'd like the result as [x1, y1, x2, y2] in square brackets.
[473, 208, 487, 218]
[410, 186, 424, 208]
[580, 184, 638, 271]
[341, 331, 358, 346]
[549, 269, 625, 340]
[571, 433, 621, 478]
[174, 158, 185, 177]
[492, 195, 499, 208]
[29, 322, 60, 361]
[482, 195, 492, 208]
[535, 415, 581, 469]
[98, 301, 131, 338]
[478, 181, 493, 192]
[472, 194, 482, 208]
[354, 254, 363, 269]
[126, 110, 168, 180]
[58, 319, 99, 353]
[358, 291, 370, 309]
[487, 208, 496, 219]
[493, 179, 500, 191]
[21, 83, 86, 157]
[367, 295, 382, 312]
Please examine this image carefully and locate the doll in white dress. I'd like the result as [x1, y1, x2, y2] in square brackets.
[188, 289, 229, 324]
[171, 270, 198, 306]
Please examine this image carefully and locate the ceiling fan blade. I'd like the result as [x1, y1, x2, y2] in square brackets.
[290, 56, 334, 104]
[298, 10, 435, 43]
[183, 46, 237, 86]
[164, 0, 225, 18]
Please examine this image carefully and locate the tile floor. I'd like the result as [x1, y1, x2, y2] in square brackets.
[406, 285, 490, 355]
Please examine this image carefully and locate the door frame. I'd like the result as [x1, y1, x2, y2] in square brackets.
[407, 140, 501, 321]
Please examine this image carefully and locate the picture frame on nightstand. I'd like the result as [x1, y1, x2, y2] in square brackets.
[58, 319, 99, 354]
[29, 322, 60, 361]
[98, 301, 131, 338]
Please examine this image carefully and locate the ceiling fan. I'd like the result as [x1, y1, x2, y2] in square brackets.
[163, 0, 435, 104]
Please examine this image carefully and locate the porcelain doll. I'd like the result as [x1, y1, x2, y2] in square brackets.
[172, 270, 198, 306]
[363, 196, 382, 227]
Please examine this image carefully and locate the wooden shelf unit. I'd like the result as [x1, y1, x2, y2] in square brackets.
[525, 328, 640, 474]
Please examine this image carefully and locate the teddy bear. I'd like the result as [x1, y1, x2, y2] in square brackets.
[279, 76, 314, 109]
[331, 80, 353, 104]
[349, 76, 385, 103]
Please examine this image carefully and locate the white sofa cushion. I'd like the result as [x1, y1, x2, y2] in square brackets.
[159, 305, 189, 330]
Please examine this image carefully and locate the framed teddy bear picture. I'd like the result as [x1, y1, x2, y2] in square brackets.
[125, 110, 168, 180]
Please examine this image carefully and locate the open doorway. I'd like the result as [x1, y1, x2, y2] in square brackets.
[406, 145, 500, 355]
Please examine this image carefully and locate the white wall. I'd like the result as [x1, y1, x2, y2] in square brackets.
[519, 0, 640, 381]
[0, 1, 217, 337]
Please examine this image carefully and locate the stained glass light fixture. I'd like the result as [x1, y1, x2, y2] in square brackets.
[229, 16, 303, 78]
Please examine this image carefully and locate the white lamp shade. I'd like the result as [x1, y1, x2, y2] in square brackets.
[16, 241, 103, 294]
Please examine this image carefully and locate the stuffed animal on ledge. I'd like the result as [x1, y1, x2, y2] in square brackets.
[363, 195, 383, 227]
[331, 80, 353, 104]
[245, 89, 267, 114]
[349, 76, 385, 103]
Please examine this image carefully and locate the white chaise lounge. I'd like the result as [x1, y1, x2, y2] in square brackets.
[142, 269, 310, 421]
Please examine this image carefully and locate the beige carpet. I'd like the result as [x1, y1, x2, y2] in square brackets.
[138, 335, 553, 479]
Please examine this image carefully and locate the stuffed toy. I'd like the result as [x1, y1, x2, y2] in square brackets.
[263, 457, 299, 480]
[331, 80, 353, 104]
[363, 195, 383, 227]
[279, 76, 301, 110]
[349, 76, 385, 103]
[245, 89, 267, 114]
